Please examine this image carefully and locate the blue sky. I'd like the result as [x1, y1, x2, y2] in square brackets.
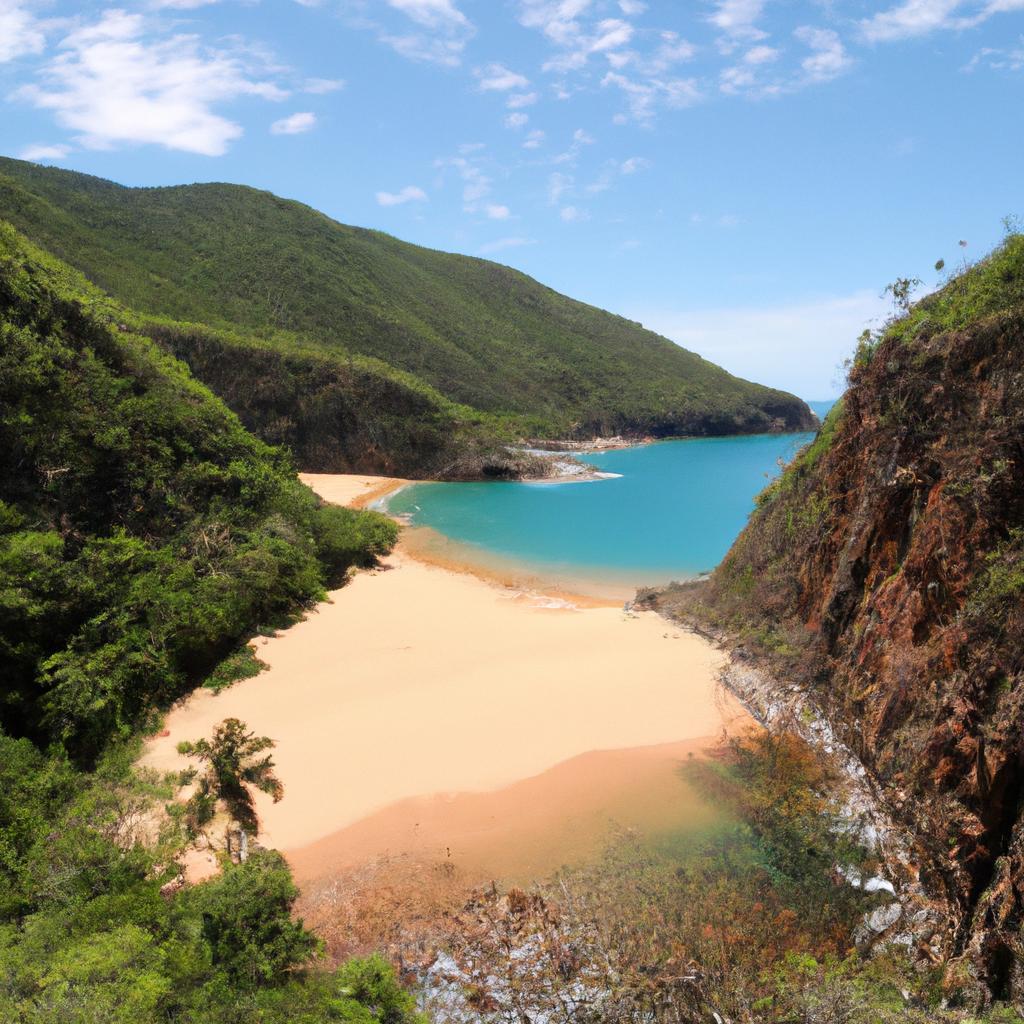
[1, 0, 1022, 398]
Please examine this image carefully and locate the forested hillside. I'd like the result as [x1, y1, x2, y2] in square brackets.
[647, 232, 1024, 1002]
[0, 157, 815, 449]
[0, 221, 419, 1021]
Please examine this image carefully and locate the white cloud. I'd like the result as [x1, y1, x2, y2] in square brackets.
[708, 0, 767, 40]
[560, 204, 589, 221]
[271, 111, 316, 134]
[541, 16, 635, 72]
[620, 155, 650, 173]
[630, 290, 891, 397]
[437, 149, 494, 212]
[601, 70, 702, 123]
[0, 0, 45, 62]
[376, 0, 474, 65]
[744, 45, 779, 64]
[379, 32, 467, 66]
[547, 170, 573, 203]
[507, 91, 539, 108]
[963, 38, 1024, 71]
[485, 203, 511, 219]
[619, 0, 646, 13]
[479, 235, 535, 254]
[860, 0, 963, 41]
[14, 10, 286, 156]
[376, 184, 428, 206]
[152, 0, 220, 7]
[796, 26, 852, 82]
[518, 1, 595, 47]
[523, 128, 546, 148]
[476, 62, 530, 90]
[18, 143, 71, 162]
[859, 0, 1024, 41]
[303, 77, 345, 94]
[386, 0, 470, 30]
[505, 111, 530, 128]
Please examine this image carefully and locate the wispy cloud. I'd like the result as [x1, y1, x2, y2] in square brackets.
[0, 0, 45, 63]
[14, 9, 286, 156]
[507, 91, 539, 108]
[708, 0, 767, 42]
[18, 143, 71, 162]
[859, 0, 1024, 43]
[796, 27, 852, 83]
[631, 290, 891, 397]
[386, 0, 470, 31]
[303, 77, 345, 94]
[547, 170, 573, 204]
[271, 111, 316, 134]
[436, 148, 498, 213]
[860, 0, 963, 42]
[356, 0, 476, 66]
[476, 62, 530, 90]
[376, 184, 428, 206]
[963, 38, 1024, 71]
[601, 71, 702, 123]
[559, 204, 589, 221]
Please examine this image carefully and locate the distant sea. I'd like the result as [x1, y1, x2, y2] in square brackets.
[386, 400, 837, 593]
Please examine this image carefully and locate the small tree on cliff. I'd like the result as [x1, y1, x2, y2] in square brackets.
[178, 718, 284, 859]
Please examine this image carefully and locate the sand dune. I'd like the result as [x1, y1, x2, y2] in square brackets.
[142, 475, 746, 883]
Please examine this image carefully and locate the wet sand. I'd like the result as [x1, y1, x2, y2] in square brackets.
[143, 474, 748, 886]
[288, 738, 731, 888]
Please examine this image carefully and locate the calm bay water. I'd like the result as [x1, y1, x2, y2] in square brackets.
[386, 401, 835, 593]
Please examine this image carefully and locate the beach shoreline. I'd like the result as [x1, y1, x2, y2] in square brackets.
[143, 473, 750, 889]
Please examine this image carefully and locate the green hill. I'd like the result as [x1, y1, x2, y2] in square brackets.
[0, 219, 396, 759]
[0, 157, 814, 464]
[0, 220, 423, 1021]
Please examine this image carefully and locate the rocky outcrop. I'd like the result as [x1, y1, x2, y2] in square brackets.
[646, 238, 1024, 1001]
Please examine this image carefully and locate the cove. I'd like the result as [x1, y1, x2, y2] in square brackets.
[386, 408, 831, 595]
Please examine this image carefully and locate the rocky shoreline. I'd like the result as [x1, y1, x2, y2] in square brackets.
[630, 593, 954, 969]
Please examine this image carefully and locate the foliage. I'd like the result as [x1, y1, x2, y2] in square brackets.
[967, 528, 1024, 626]
[0, 222, 418, 1023]
[0, 220, 396, 759]
[178, 718, 283, 836]
[0, 156, 814, 445]
[180, 851, 316, 990]
[203, 645, 267, 694]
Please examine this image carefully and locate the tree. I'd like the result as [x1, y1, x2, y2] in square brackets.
[178, 718, 283, 857]
[182, 850, 318, 990]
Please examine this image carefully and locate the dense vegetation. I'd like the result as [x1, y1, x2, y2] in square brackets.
[646, 231, 1024, 1008]
[0, 157, 815, 457]
[0, 221, 419, 1021]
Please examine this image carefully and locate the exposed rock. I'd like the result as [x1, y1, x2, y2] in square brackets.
[639, 240, 1024, 1000]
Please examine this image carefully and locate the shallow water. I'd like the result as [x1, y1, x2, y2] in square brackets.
[387, 402, 834, 593]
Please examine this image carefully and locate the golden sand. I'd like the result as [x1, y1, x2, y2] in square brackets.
[143, 474, 747, 885]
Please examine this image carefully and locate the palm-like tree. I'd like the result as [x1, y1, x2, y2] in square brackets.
[178, 718, 284, 860]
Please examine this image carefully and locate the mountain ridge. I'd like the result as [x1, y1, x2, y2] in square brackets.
[0, 156, 815, 469]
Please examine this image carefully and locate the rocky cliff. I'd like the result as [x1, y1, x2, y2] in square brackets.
[645, 234, 1024, 1001]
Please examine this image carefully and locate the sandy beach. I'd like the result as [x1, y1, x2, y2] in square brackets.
[143, 473, 748, 886]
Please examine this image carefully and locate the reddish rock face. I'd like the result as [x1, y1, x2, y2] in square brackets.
[692, 310, 1024, 996]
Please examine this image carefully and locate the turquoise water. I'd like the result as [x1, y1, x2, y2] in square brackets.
[387, 401, 836, 591]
